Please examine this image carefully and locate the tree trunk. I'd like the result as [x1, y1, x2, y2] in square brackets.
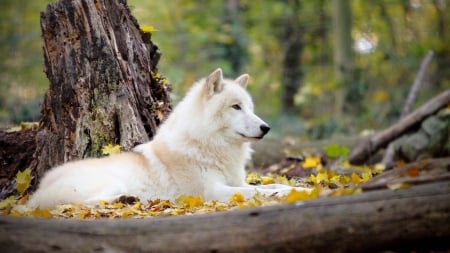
[281, 0, 303, 114]
[332, 0, 355, 116]
[31, 0, 171, 180]
[221, 0, 246, 77]
[0, 181, 448, 253]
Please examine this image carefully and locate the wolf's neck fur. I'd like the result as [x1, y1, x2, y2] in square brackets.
[151, 127, 250, 186]
[149, 82, 250, 185]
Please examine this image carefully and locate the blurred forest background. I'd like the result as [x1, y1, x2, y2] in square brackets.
[0, 0, 449, 140]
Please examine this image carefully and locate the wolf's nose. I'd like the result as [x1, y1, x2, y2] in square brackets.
[260, 124, 270, 135]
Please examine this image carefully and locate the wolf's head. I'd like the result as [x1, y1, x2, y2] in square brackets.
[199, 68, 270, 143]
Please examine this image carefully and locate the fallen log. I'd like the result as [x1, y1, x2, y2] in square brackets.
[0, 181, 448, 253]
[349, 89, 450, 165]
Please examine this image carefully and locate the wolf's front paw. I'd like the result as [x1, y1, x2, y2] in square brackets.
[294, 186, 312, 192]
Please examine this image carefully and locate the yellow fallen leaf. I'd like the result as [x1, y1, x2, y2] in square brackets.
[175, 195, 204, 208]
[330, 175, 342, 184]
[117, 208, 134, 218]
[283, 186, 320, 203]
[230, 192, 245, 203]
[0, 196, 17, 210]
[99, 200, 109, 206]
[351, 172, 361, 184]
[273, 174, 296, 186]
[132, 201, 142, 210]
[302, 156, 321, 169]
[16, 168, 33, 196]
[111, 202, 126, 209]
[140, 25, 158, 33]
[31, 209, 53, 218]
[307, 174, 316, 184]
[246, 172, 262, 185]
[316, 170, 329, 183]
[361, 171, 372, 182]
[284, 189, 312, 203]
[261, 176, 275, 185]
[341, 175, 352, 184]
[102, 144, 122, 156]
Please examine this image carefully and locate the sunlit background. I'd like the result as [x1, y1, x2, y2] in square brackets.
[1, 0, 448, 139]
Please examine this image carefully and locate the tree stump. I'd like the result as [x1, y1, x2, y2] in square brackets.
[31, 0, 171, 180]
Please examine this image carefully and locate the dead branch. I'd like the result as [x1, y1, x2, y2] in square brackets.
[349, 90, 450, 165]
[382, 51, 435, 166]
[402, 51, 435, 116]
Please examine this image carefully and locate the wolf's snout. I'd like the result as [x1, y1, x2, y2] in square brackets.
[260, 124, 270, 135]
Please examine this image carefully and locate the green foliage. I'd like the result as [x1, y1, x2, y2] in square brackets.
[129, 0, 448, 139]
[0, 0, 53, 126]
[1, 0, 448, 138]
[323, 144, 350, 159]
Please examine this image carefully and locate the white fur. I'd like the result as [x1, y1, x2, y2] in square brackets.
[27, 68, 307, 209]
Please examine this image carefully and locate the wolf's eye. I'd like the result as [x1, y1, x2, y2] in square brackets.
[232, 104, 241, 110]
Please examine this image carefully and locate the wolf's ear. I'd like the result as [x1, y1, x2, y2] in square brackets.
[234, 74, 249, 88]
[205, 68, 224, 96]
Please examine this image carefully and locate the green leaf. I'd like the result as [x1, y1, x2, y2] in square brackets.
[323, 144, 350, 158]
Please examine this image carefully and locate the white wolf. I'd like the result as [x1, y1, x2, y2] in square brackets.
[28, 68, 306, 209]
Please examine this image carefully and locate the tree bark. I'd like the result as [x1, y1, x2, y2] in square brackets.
[31, 0, 171, 179]
[0, 129, 37, 199]
[0, 181, 449, 253]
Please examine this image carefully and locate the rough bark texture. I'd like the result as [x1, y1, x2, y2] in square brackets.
[0, 181, 449, 253]
[31, 0, 171, 179]
[392, 109, 450, 162]
[0, 129, 37, 199]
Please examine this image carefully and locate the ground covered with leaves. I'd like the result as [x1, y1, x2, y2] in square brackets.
[1, 143, 428, 219]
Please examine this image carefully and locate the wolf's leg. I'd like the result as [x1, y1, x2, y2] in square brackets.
[205, 183, 310, 202]
[248, 183, 311, 192]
